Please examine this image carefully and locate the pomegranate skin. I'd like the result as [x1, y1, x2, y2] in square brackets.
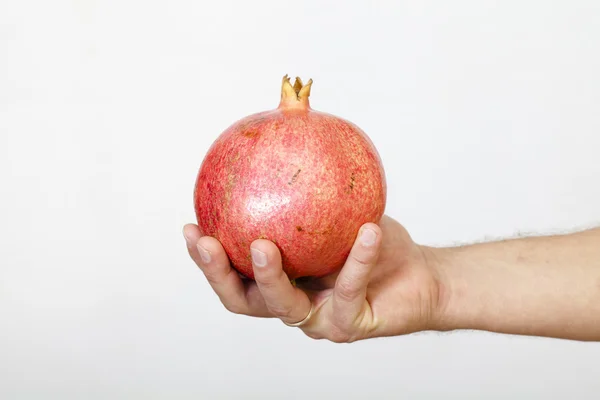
[193, 76, 386, 280]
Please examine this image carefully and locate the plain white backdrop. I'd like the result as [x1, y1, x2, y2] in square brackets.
[1, 0, 600, 398]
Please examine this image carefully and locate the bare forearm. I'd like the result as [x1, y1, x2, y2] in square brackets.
[433, 227, 600, 341]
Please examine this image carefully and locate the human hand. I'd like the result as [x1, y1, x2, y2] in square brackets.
[182, 215, 447, 343]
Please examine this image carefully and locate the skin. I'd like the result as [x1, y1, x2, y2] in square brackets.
[182, 215, 600, 343]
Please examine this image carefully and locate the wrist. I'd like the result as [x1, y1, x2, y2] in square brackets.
[422, 245, 475, 333]
[419, 245, 459, 332]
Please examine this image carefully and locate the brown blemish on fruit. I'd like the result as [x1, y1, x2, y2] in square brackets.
[243, 130, 260, 138]
[345, 173, 356, 193]
[288, 169, 301, 185]
[296, 226, 303, 232]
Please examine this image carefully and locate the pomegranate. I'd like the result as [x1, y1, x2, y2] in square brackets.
[193, 75, 386, 280]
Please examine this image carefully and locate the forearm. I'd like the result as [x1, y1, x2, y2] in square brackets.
[433, 227, 600, 341]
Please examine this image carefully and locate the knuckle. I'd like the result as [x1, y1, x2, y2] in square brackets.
[203, 269, 222, 286]
[256, 271, 281, 290]
[336, 278, 359, 303]
[350, 250, 374, 267]
[267, 304, 295, 319]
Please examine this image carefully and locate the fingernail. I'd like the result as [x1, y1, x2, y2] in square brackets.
[183, 230, 193, 248]
[251, 248, 267, 267]
[360, 228, 377, 247]
[197, 244, 211, 264]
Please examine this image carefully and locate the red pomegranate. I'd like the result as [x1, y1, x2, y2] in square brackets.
[194, 75, 386, 280]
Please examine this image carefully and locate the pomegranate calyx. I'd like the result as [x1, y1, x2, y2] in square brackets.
[279, 74, 312, 110]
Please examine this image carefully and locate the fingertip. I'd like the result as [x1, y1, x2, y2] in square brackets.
[357, 223, 382, 249]
[183, 224, 200, 248]
[250, 239, 282, 263]
[361, 222, 382, 235]
[197, 235, 227, 258]
[250, 239, 284, 280]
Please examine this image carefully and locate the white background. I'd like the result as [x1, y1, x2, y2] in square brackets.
[1, 0, 600, 398]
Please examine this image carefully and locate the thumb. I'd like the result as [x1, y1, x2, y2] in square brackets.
[332, 223, 382, 329]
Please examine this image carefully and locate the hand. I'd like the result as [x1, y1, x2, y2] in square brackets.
[182, 215, 447, 343]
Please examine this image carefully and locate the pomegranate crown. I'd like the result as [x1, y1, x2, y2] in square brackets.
[279, 74, 312, 109]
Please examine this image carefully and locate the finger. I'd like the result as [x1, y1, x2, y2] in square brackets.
[332, 223, 382, 325]
[183, 224, 269, 317]
[250, 239, 313, 325]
